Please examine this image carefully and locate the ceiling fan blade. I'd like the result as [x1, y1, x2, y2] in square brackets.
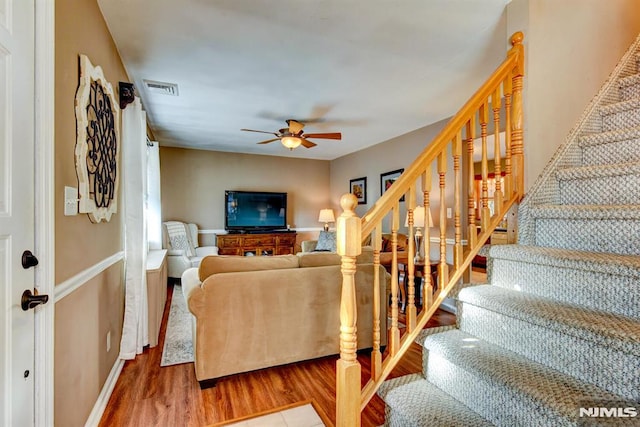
[241, 128, 278, 135]
[300, 138, 317, 148]
[302, 132, 341, 140]
[256, 138, 281, 145]
[286, 119, 305, 135]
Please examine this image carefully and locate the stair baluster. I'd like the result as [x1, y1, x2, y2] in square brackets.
[466, 118, 477, 249]
[422, 168, 433, 309]
[405, 188, 417, 331]
[453, 132, 463, 269]
[480, 103, 491, 232]
[493, 87, 504, 210]
[370, 223, 383, 381]
[389, 203, 401, 357]
[504, 76, 514, 199]
[438, 151, 449, 291]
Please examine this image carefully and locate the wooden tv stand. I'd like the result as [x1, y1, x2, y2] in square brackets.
[217, 231, 297, 256]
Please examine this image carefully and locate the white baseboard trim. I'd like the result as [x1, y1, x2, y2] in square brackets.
[429, 236, 468, 246]
[198, 229, 224, 234]
[84, 358, 125, 427]
[55, 251, 125, 302]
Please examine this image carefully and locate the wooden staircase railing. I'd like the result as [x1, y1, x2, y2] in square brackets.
[335, 32, 525, 426]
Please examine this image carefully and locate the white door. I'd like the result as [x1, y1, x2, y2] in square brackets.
[0, 0, 37, 425]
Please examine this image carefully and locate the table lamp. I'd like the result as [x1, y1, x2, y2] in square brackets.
[318, 208, 335, 231]
[405, 206, 434, 262]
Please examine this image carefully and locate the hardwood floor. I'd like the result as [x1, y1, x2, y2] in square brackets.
[99, 284, 456, 427]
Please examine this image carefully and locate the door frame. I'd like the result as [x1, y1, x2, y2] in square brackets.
[33, 0, 55, 425]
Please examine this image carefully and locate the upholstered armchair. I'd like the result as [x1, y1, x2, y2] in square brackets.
[162, 221, 218, 279]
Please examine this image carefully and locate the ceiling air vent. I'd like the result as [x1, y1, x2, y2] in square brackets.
[143, 79, 179, 96]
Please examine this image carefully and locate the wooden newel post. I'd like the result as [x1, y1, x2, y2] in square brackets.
[509, 31, 525, 200]
[336, 193, 362, 427]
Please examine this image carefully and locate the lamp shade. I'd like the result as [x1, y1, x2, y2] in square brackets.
[318, 208, 335, 223]
[404, 206, 434, 228]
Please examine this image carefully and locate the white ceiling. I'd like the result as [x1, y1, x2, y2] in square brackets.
[98, 0, 511, 160]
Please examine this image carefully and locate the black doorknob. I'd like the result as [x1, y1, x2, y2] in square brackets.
[21, 289, 49, 311]
[21, 250, 39, 269]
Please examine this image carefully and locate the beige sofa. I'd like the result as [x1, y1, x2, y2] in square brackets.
[181, 249, 389, 386]
[302, 233, 409, 271]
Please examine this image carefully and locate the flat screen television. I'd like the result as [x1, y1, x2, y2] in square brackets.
[224, 190, 287, 232]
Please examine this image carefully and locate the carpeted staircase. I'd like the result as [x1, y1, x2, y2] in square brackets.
[377, 39, 640, 426]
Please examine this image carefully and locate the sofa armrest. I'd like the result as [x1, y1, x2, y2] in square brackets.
[167, 253, 191, 279]
[195, 246, 219, 257]
[181, 267, 201, 310]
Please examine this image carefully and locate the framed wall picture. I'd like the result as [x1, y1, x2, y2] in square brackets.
[349, 177, 367, 204]
[380, 168, 405, 201]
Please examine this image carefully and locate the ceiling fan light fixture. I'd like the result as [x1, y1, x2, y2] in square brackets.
[281, 136, 302, 150]
[242, 120, 341, 149]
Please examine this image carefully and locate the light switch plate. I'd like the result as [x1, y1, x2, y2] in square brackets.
[64, 186, 78, 216]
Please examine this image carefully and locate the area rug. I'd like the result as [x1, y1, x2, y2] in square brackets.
[160, 285, 194, 366]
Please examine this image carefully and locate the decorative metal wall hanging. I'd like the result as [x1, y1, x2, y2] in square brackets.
[74, 54, 121, 223]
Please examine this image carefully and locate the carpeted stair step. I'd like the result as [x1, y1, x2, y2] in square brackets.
[414, 324, 456, 346]
[528, 204, 640, 255]
[447, 280, 486, 300]
[578, 127, 640, 165]
[555, 161, 640, 205]
[377, 373, 493, 427]
[487, 245, 640, 319]
[456, 285, 640, 400]
[599, 98, 640, 131]
[618, 73, 640, 101]
[421, 329, 635, 426]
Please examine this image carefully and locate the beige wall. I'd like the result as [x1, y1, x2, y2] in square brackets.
[507, 0, 640, 189]
[329, 119, 450, 231]
[160, 147, 331, 232]
[56, 0, 126, 282]
[55, 0, 128, 425]
[54, 263, 124, 427]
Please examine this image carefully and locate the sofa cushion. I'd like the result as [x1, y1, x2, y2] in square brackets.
[381, 233, 408, 252]
[315, 230, 337, 251]
[298, 252, 340, 267]
[298, 246, 374, 267]
[198, 254, 299, 282]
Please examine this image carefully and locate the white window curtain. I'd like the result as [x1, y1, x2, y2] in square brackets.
[146, 141, 162, 250]
[119, 97, 149, 359]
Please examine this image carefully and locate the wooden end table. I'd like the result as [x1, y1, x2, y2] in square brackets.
[397, 259, 439, 312]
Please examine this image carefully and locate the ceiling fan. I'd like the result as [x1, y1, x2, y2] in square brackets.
[241, 119, 342, 150]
